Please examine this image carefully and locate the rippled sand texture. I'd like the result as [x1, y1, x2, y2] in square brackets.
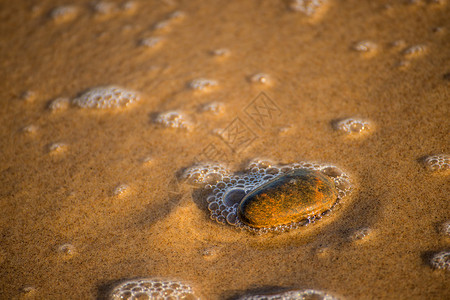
[0, 0, 449, 299]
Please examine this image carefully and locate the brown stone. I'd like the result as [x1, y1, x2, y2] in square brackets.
[237, 169, 337, 228]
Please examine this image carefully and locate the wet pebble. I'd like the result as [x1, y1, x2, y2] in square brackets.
[238, 169, 337, 229]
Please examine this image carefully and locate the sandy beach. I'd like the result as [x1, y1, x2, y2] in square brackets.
[0, 0, 449, 299]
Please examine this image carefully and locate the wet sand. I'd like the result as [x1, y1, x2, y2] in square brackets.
[0, 0, 449, 299]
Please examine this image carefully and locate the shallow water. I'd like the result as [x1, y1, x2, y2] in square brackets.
[0, 0, 449, 299]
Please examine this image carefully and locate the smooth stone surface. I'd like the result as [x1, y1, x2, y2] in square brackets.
[237, 169, 337, 228]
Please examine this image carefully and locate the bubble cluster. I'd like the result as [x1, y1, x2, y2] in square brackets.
[199, 102, 224, 114]
[348, 227, 372, 243]
[48, 97, 70, 112]
[289, 0, 328, 16]
[109, 278, 199, 300]
[93, 2, 117, 15]
[183, 159, 352, 233]
[353, 40, 378, 55]
[189, 78, 218, 91]
[154, 111, 193, 130]
[113, 184, 129, 196]
[238, 289, 339, 300]
[140, 37, 163, 49]
[153, 11, 186, 31]
[73, 86, 140, 109]
[422, 154, 449, 173]
[430, 251, 450, 271]
[403, 44, 428, 59]
[333, 118, 371, 136]
[50, 5, 78, 22]
[440, 221, 450, 236]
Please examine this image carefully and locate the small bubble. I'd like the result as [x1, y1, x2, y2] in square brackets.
[48, 97, 70, 112]
[199, 102, 224, 114]
[20, 286, 37, 297]
[189, 78, 218, 91]
[390, 40, 407, 50]
[139, 37, 163, 49]
[333, 118, 371, 136]
[21, 90, 36, 102]
[430, 251, 450, 270]
[250, 73, 272, 85]
[353, 40, 378, 55]
[154, 111, 193, 131]
[422, 154, 449, 173]
[289, 0, 328, 15]
[348, 227, 372, 242]
[48, 142, 67, 154]
[140, 156, 153, 165]
[73, 86, 140, 109]
[211, 48, 230, 58]
[121, 1, 137, 13]
[403, 44, 428, 58]
[440, 221, 450, 236]
[57, 243, 76, 259]
[201, 246, 221, 260]
[50, 5, 78, 22]
[93, 1, 117, 15]
[21, 124, 38, 134]
[113, 184, 129, 196]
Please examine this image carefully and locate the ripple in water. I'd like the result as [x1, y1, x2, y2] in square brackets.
[183, 159, 352, 234]
[108, 278, 199, 300]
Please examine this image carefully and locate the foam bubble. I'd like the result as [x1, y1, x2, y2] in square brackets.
[48, 142, 67, 154]
[250, 73, 272, 85]
[113, 184, 129, 196]
[93, 1, 117, 15]
[153, 11, 185, 31]
[430, 251, 450, 271]
[19, 286, 37, 297]
[422, 154, 449, 173]
[189, 78, 218, 91]
[108, 278, 199, 300]
[140, 37, 163, 49]
[21, 124, 38, 134]
[122, 1, 137, 13]
[333, 118, 371, 136]
[183, 159, 352, 233]
[57, 243, 76, 259]
[199, 102, 224, 114]
[21, 90, 36, 102]
[73, 86, 140, 109]
[441, 221, 450, 236]
[154, 111, 194, 131]
[48, 97, 70, 112]
[50, 5, 78, 22]
[211, 48, 230, 57]
[348, 227, 372, 243]
[238, 289, 339, 300]
[289, 0, 328, 17]
[403, 44, 428, 58]
[353, 40, 378, 55]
